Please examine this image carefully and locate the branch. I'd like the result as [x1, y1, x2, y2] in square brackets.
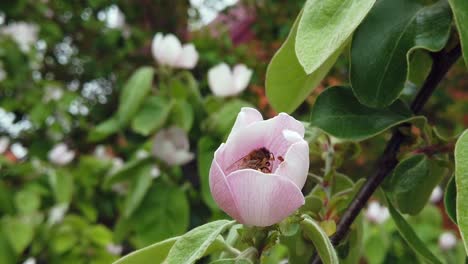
[311, 44, 462, 264]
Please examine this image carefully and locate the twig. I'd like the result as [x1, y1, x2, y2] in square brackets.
[311, 44, 462, 264]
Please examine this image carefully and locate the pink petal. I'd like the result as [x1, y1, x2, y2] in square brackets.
[274, 140, 309, 189]
[227, 170, 304, 226]
[227, 107, 263, 142]
[209, 144, 243, 222]
[232, 64, 253, 93]
[175, 44, 198, 69]
[208, 63, 235, 97]
[222, 113, 305, 171]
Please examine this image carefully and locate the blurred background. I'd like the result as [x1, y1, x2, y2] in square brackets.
[0, 0, 467, 263]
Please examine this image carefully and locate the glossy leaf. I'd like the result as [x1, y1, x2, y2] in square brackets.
[444, 175, 457, 224]
[351, 0, 452, 107]
[266, 11, 343, 113]
[388, 154, 447, 215]
[117, 67, 154, 125]
[131, 96, 173, 136]
[455, 129, 468, 253]
[301, 216, 339, 264]
[113, 236, 178, 264]
[386, 197, 442, 264]
[296, 0, 375, 74]
[165, 220, 235, 264]
[448, 0, 468, 68]
[309, 86, 421, 141]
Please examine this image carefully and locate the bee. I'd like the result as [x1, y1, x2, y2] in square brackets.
[227, 147, 275, 173]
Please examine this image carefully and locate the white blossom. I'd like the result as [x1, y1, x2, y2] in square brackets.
[430, 186, 443, 203]
[208, 63, 252, 97]
[48, 204, 68, 225]
[1, 22, 38, 52]
[152, 127, 194, 166]
[151, 33, 198, 69]
[365, 201, 390, 224]
[11, 142, 27, 159]
[438, 231, 457, 250]
[0, 136, 9, 154]
[106, 243, 123, 256]
[22, 257, 36, 264]
[48, 143, 75, 165]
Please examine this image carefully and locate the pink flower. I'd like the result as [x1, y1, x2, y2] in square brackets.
[209, 108, 309, 226]
[151, 33, 198, 69]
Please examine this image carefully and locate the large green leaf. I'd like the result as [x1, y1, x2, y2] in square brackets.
[165, 220, 235, 264]
[296, 0, 375, 74]
[88, 117, 120, 142]
[448, 0, 468, 68]
[117, 67, 154, 125]
[455, 129, 468, 253]
[113, 236, 178, 264]
[123, 163, 154, 218]
[131, 96, 173, 136]
[301, 216, 339, 264]
[265, 11, 343, 113]
[202, 99, 252, 138]
[210, 259, 252, 264]
[2, 216, 35, 254]
[386, 197, 442, 264]
[387, 154, 447, 215]
[130, 181, 189, 248]
[309, 86, 421, 141]
[351, 0, 452, 107]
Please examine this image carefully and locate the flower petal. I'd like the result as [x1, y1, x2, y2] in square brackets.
[209, 144, 243, 222]
[222, 113, 305, 171]
[232, 64, 253, 93]
[151, 33, 164, 62]
[208, 63, 235, 97]
[175, 44, 199, 69]
[227, 107, 263, 142]
[274, 140, 309, 189]
[159, 34, 182, 67]
[227, 170, 304, 226]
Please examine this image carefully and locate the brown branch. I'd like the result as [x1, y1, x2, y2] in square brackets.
[311, 44, 462, 264]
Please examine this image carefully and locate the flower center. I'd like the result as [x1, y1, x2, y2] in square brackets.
[240, 147, 275, 173]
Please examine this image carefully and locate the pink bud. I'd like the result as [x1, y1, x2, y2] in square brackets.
[209, 108, 309, 226]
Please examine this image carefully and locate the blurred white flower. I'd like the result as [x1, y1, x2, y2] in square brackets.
[43, 86, 64, 102]
[102, 5, 125, 29]
[0, 136, 9, 154]
[152, 127, 194, 166]
[22, 257, 36, 264]
[11, 142, 28, 159]
[48, 204, 68, 225]
[151, 33, 198, 69]
[106, 243, 123, 256]
[365, 201, 390, 224]
[151, 165, 161, 179]
[48, 143, 75, 165]
[438, 231, 457, 250]
[430, 186, 443, 203]
[208, 63, 252, 97]
[136, 149, 149, 159]
[0, 22, 38, 52]
[111, 182, 128, 196]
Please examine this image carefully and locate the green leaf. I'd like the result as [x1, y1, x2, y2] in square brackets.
[48, 169, 73, 204]
[117, 67, 154, 126]
[103, 157, 151, 189]
[386, 197, 442, 264]
[301, 216, 339, 264]
[131, 96, 173, 136]
[210, 259, 252, 264]
[113, 237, 178, 264]
[2, 216, 35, 254]
[455, 129, 468, 253]
[387, 154, 447, 215]
[14, 189, 40, 214]
[309, 86, 421, 141]
[86, 225, 113, 246]
[197, 136, 219, 211]
[266, 11, 343, 113]
[130, 181, 189, 247]
[123, 163, 154, 218]
[202, 99, 253, 138]
[296, 0, 375, 74]
[0, 231, 15, 264]
[170, 100, 194, 132]
[351, 0, 452, 107]
[448, 0, 468, 68]
[444, 175, 457, 224]
[88, 117, 120, 142]
[165, 220, 235, 264]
